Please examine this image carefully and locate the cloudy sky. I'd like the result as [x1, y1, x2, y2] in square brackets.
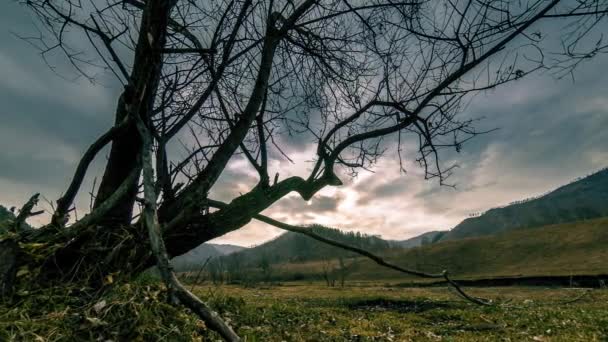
[1, 2, 607, 247]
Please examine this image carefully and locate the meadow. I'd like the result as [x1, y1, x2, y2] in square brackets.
[192, 282, 608, 341]
[1, 276, 607, 341]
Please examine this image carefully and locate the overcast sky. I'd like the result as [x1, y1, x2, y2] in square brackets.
[1, 2, 607, 247]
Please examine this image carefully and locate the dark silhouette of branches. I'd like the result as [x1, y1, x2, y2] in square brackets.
[19, 0, 606, 246]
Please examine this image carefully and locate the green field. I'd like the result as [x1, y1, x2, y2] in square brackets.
[1, 280, 607, 341]
[196, 283, 608, 341]
[197, 284, 608, 341]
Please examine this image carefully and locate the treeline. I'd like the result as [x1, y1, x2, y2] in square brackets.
[226, 224, 391, 266]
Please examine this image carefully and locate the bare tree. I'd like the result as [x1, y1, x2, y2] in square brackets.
[321, 258, 337, 287]
[5, 0, 608, 339]
[320, 257, 354, 287]
[337, 256, 354, 287]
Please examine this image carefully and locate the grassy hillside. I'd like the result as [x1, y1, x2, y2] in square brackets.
[378, 216, 608, 278]
[440, 168, 608, 241]
[394, 231, 445, 248]
[269, 217, 608, 281]
[223, 225, 392, 267]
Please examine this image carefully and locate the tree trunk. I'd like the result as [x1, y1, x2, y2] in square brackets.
[93, 0, 176, 225]
[93, 98, 141, 225]
[0, 239, 19, 300]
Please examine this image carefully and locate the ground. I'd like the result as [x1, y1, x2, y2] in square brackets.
[196, 282, 608, 341]
[1, 281, 607, 341]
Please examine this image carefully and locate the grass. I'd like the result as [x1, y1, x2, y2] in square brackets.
[0, 279, 206, 341]
[194, 282, 608, 341]
[1, 280, 607, 341]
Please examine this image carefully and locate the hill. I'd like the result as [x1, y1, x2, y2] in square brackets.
[222, 225, 392, 268]
[394, 231, 444, 248]
[0, 205, 12, 220]
[439, 168, 608, 241]
[171, 243, 245, 271]
[276, 217, 608, 281]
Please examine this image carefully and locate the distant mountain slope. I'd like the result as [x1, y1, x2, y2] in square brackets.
[171, 243, 245, 271]
[213, 244, 245, 255]
[224, 225, 392, 267]
[440, 168, 608, 241]
[270, 217, 608, 280]
[394, 231, 445, 248]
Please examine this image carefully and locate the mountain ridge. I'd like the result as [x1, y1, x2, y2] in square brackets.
[215, 225, 392, 270]
[394, 231, 444, 248]
[171, 243, 245, 272]
[439, 167, 608, 241]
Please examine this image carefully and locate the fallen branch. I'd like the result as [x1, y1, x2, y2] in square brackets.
[497, 288, 593, 309]
[207, 199, 492, 306]
[558, 289, 592, 305]
[136, 118, 241, 342]
[52, 121, 127, 227]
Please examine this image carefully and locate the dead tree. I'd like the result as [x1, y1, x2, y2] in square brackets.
[258, 254, 273, 283]
[321, 257, 353, 287]
[337, 257, 354, 287]
[321, 259, 336, 287]
[4, 0, 608, 339]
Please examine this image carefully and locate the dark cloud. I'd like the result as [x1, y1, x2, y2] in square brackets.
[208, 161, 260, 202]
[0, 2, 120, 216]
[273, 193, 343, 214]
[355, 177, 409, 205]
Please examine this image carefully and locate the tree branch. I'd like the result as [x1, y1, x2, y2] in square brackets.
[161, 48, 217, 54]
[12, 194, 40, 234]
[244, 210, 492, 306]
[52, 121, 128, 227]
[136, 108, 241, 342]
